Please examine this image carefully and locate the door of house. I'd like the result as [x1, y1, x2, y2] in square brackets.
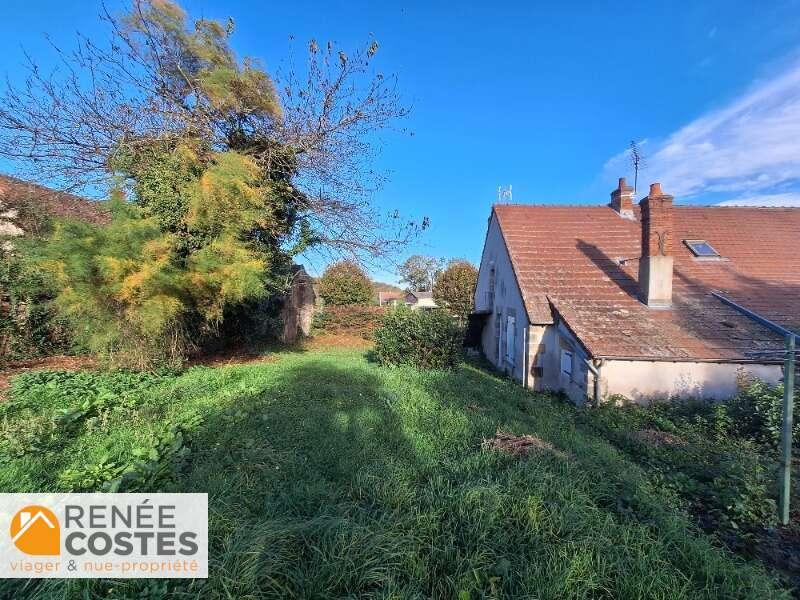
[505, 315, 516, 368]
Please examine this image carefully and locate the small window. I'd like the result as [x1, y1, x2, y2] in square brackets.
[684, 240, 720, 258]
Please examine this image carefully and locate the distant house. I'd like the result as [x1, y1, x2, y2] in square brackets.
[377, 291, 405, 307]
[473, 178, 799, 405]
[0, 174, 109, 239]
[405, 291, 438, 310]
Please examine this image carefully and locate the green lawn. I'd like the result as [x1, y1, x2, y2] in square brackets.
[0, 349, 791, 599]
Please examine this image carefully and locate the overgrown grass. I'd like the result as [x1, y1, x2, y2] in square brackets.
[0, 350, 791, 599]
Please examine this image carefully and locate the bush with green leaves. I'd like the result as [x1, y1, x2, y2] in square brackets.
[728, 375, 800, 448]
[374, 307, 462, 369]
[317, 260, 374, 306]
[584, 399, 779, 531]
[0, 246, 75, 363]
[311, 304, 385, 339]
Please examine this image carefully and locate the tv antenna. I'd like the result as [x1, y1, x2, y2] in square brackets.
[497, 185, 513, 203]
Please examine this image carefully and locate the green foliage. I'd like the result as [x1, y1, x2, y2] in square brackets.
[728, 375, 800, 448]
[0, 350, 788, 599]
[122, 0, 281, 119]
[317, 260, 373, 306]
[311, 304, 385, 339]
[35, 149, 302, 368]
[18, 1, 308, 368]
[398, 254, 443, 292]
[110, 142, 206, 233]
[585, 399, 780, 532]
[433, 259, 478, 323]
[374, 306, 462, 369]
[0, 246, 75, 362]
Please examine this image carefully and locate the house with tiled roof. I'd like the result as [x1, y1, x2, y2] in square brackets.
[405, 290, 438, 310]
[473, 178, 799, 404]
[0, 174, 109, 238]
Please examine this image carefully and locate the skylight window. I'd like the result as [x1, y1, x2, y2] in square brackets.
[684, 240, 720, 258]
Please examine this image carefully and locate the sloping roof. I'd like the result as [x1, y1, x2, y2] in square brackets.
[378, 291, 405, 300]
[409, 291, 433, 300]
[0, 174, 109, 226]
[494, 203, 800, 361]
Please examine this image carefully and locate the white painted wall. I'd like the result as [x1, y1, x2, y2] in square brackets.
[601, 360, 783, 403]
[528, 322, 592, 404]
[474, 212, 530, 383]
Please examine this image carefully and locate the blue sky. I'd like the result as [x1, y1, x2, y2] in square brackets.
[2, 1, 800, 282]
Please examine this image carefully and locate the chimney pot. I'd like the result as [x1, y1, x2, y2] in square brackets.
[649, 182, 663, 196]
[610, 176, 634, 219]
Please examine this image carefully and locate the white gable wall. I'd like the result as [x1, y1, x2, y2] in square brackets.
[474, 212, 530, 383]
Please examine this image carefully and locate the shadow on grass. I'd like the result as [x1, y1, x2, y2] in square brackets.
[3, 355, 792, 600]
[174, 358, 425, 598]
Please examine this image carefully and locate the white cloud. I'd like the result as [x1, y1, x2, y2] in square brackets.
[717, 192, 800, 207]
[605, 59, 800, 200]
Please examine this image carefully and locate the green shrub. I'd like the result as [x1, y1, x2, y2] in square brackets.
[373, 307, 462, 369]
[311, 305, 385, 339]
[728, 376, 800, 448]
[585, 401, 779, 531]
[0, 247, 76, 363]
[317, 260, 373, 306]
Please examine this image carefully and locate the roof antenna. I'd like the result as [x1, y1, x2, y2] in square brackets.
[497, 185, 513, 203]
[629, 140, 645, 197]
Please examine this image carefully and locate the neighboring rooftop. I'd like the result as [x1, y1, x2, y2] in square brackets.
[493, 201, 800, 361]
[408, 291, 434, 300]
[0, 174, 109, 228]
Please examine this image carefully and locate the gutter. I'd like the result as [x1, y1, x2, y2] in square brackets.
[590, 355, 785, 365]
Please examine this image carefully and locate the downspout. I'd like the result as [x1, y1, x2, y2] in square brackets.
[523, 325, 530, 389]
[585, 358, 604, 407]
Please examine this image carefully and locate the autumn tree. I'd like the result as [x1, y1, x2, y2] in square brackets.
[318, 260, 373, 306]
[0, 1, 417, 367]
[397, 254, 443, 292]
[432, 260, 478, 324]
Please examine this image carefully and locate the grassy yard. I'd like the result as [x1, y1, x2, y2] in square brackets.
[0, 348, 794, 599]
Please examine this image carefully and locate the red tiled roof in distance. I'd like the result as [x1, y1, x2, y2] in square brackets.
[0, 174, 109, 225]
[493, 203, 800, 361]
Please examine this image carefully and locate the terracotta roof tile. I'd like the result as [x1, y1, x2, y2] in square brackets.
[0, 174, 109, 225]
[494, 204, 800, 361]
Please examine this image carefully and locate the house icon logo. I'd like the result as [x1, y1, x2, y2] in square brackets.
[9, 505, 60, 555]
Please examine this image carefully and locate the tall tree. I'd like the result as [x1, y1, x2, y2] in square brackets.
[397, 254, 443, 292]
[0, 0, 421, 260]
[0, 1, 418, 366]
[433, 260, 478, 324]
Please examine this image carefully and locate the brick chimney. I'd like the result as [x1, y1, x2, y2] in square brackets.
[638, 182, 674, 308]
[610, 177, 634, 219]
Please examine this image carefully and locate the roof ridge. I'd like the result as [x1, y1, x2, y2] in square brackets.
[494, 202, 800, 211]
